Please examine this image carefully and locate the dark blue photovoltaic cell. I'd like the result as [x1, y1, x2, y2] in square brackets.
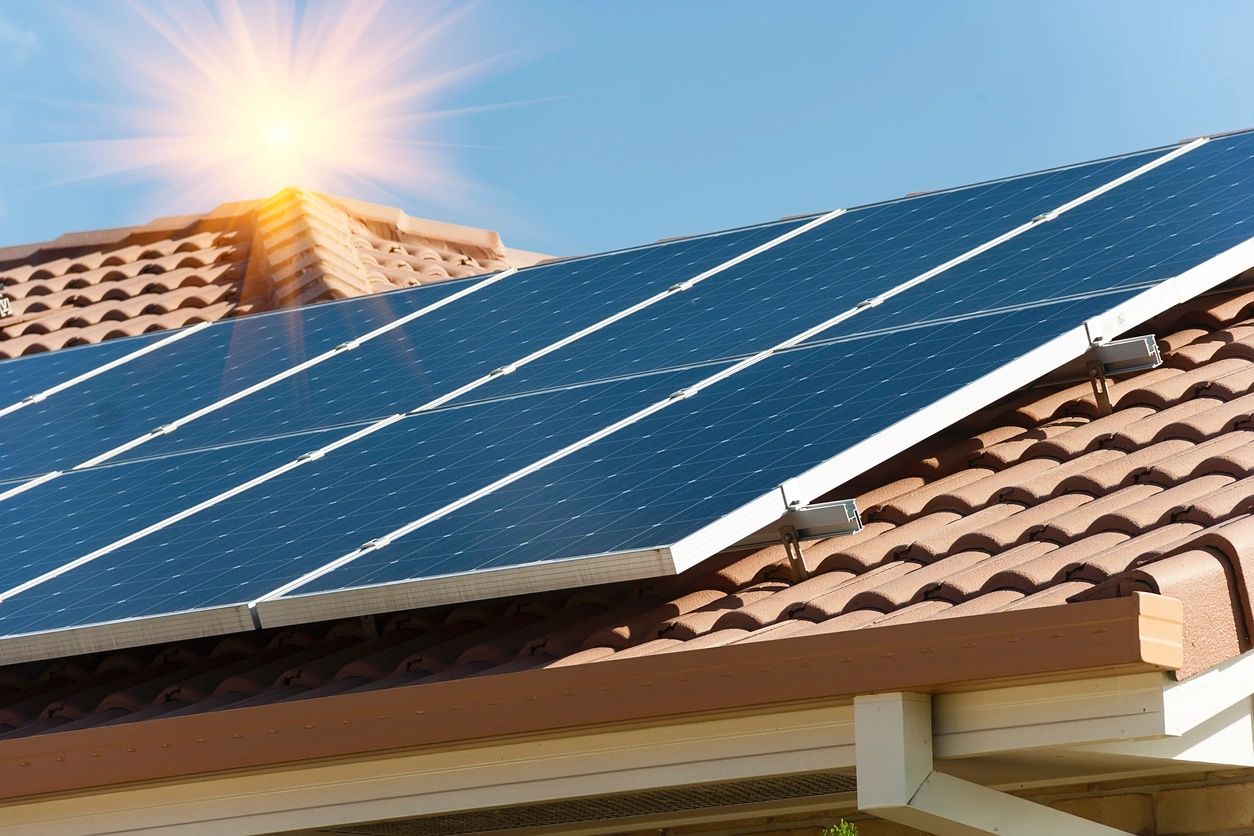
[0, 280, 474, 483]
[295, 289, 1143, 594]
[0, 364, 722, 633]
[14, 132, 1254, 647]
[121, 219, 806, 460]
[0, 426, 343, 596]
[0, 330, 168, 410]
[837, 132, 1254, 337]
[481, 148, 1164, 398]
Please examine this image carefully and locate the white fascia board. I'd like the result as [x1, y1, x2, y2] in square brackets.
[1160, 646, 1254, 736]
[934, 656, 1254, 766]
[1070, 696, 1254, 768]
[0, 704, 856, 836]
[931, 672, 1174, 759]
[0, 605, 255, 667]
[256, 546, 676, 629]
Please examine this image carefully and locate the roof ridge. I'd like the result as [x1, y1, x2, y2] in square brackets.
[251, 189, 373, 307]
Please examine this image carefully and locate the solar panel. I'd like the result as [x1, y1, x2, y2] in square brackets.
[104, 216, 811, 461]
[0, 325, 204, 420]
[478, 147, 1166, 397]
[0, 278, 480, 485]
[0, 131, 1251, 661]
[0, 366, 723, 645]
[281, 291, 1143, 608]
[0, 426, 347, 608]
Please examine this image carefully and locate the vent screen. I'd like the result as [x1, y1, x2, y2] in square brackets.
[318, 771, 857, 835]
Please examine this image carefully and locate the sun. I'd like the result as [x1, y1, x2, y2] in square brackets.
[56, 0, 507, 209]
[265, 123, 292, 149]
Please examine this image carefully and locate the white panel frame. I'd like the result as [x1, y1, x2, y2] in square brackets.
[0, 135, 1238, 661]
[259, 138, 1209, 617]
[676, 233, 1254, 568]
[257, 546, 675, 629]
[0, 605, 254, 666]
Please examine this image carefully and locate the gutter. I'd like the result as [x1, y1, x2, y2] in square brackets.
[0, 593, 1180, 803]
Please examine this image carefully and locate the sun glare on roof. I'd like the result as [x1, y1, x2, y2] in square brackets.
[58, 0, 505, 207]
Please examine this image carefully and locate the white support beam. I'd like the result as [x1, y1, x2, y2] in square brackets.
[854, 692, 1130, 835]
[932, 673, 1172, 759]
[1072, 697, 1254, 768]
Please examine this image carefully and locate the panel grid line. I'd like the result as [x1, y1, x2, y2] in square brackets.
[0, 208, 847, 605]
[0, 270, 517, 503]
[0, 321, 213, 419]
[255, 136, 1207, 604]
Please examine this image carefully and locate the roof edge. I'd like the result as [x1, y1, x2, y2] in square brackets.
[0, 593, 1181, 803]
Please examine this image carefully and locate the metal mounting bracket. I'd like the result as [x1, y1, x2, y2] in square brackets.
[1034, 334, 1162, 402]
[780, 524, 808, 580]
[734, 498, 864, 552]
[1087, 360, 1113, 416]
[1086, 334, 1161, 415]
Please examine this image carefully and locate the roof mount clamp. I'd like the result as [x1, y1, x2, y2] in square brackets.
[780, 524, 808, 581]
[1085, 334, 1162, 416]
[1032, 210, 1060, 223]
[733, 498, 864, 553]
[1087, 361, 1113, 416]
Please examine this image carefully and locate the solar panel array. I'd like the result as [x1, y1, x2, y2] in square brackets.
[3, 131, 1254, 661]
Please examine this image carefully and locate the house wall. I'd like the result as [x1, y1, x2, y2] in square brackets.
[613, 769, 1254, 836]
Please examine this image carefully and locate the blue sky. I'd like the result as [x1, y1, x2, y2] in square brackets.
[2, 0, 1253, 256]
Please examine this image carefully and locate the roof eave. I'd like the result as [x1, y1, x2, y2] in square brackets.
[0, 592, 1182, 803]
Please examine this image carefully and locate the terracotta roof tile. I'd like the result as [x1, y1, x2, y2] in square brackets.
[3, 264, 1254, 740]
[950, 492, 1092, 550]
[864, 468, 995, 522]
[999, 447, 1127, 502]
[901, 501, 1029, 560]
[1157, 327, 1213, 354]
[930, 457, 1063, 513]
[1212, 330, 1254, 361]
[1139, 432, 1254, 484]
[793, 561, 921, 621]
[1079, 550, 1246, 677]
[925, 541, 1059, 601]
[1176, 474, 1254, 525]
[1158, 391, 1254, 440]
[0, 190, 547, 358]
[974, 417, 1090, 466]
[1066, 523, 1206, 584]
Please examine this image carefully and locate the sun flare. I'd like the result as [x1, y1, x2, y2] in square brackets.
[56, 0, 501, 209]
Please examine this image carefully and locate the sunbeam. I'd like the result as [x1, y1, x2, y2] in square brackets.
[39, 0, 512, 210]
